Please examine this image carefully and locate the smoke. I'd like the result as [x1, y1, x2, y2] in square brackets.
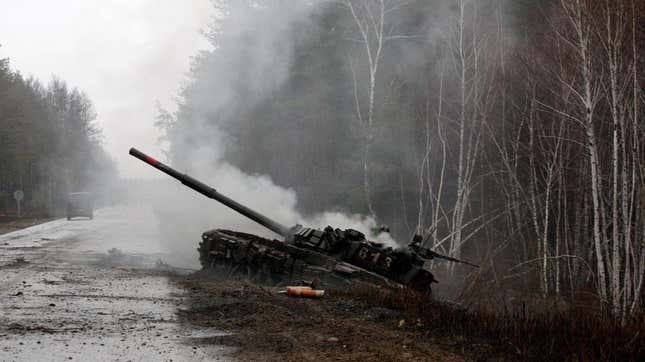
[135, 0, 525, 267]
[143, 141, 396, 268]
[137, 1, 397, 268]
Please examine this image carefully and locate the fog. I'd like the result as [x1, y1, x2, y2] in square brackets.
[0, 0, 213, 179]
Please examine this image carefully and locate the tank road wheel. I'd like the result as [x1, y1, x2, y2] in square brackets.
[198, 234, 255, 278]
[198, 238, 214, 269]
[199, 241, 235, 275]
[198, 237, 231, 273]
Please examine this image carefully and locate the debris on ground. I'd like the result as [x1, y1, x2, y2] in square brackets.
[281, 286, 325, 298]
[154, 259, 173, 270]
[107, 247, 124, 257]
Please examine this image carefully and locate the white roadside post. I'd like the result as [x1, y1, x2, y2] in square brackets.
[14, 190, 24, 218]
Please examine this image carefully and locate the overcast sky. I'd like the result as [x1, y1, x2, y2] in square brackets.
[0, 0, 214, 178]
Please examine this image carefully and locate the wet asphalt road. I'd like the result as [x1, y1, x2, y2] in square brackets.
[0, 207, 231, 362]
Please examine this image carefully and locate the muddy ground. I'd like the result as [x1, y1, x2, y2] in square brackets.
[174, 273, 468, 361]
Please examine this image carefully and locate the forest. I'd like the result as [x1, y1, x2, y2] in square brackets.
[0, 53, 117, 216]
[158, 0, 644, 324]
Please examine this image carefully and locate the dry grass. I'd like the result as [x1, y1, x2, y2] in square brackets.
[334, 286, 645, 361]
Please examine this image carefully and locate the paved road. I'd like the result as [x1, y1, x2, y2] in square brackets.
[0, 207, 231, 362]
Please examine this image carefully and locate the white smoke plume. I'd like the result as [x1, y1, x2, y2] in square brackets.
[141, 133, 397, 269]
[133, 1, 399, 268]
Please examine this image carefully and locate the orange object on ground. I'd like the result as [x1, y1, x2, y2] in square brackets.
[285, 286, 325, 298]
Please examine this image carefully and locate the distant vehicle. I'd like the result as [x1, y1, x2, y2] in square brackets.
[66, 192, 93, 220]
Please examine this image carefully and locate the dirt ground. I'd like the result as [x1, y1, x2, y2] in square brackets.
[0, 218, 54, 235]
[174, 273, 467, 362]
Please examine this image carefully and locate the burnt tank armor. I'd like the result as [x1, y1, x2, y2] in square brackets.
[130, 148, 478, 293]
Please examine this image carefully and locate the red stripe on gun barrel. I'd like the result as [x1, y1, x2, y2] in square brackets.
[145, 156, 159, 166]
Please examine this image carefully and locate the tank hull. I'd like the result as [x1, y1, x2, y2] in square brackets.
[199, 229, 434, 293]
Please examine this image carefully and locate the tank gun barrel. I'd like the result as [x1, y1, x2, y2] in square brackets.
[129, 148, 292, 237]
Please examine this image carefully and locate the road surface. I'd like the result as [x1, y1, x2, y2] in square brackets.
[0, 206, 231, 362]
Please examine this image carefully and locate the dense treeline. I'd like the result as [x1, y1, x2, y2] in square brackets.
[0, 55, 116, 216]
[160, 0, 643, 317]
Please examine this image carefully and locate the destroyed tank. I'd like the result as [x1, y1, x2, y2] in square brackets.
[130, 148, 478, 294]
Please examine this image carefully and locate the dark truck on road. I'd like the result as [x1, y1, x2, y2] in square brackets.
[66, 192, 94, 220]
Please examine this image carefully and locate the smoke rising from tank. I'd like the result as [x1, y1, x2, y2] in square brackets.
[143, 138, 396, 268]
[136, 0, 526, 267]
[139, 1, 397, 268]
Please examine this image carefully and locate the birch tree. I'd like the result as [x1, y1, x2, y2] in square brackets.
[444, 0, 487, 260]
[343, 0, 414, 218]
